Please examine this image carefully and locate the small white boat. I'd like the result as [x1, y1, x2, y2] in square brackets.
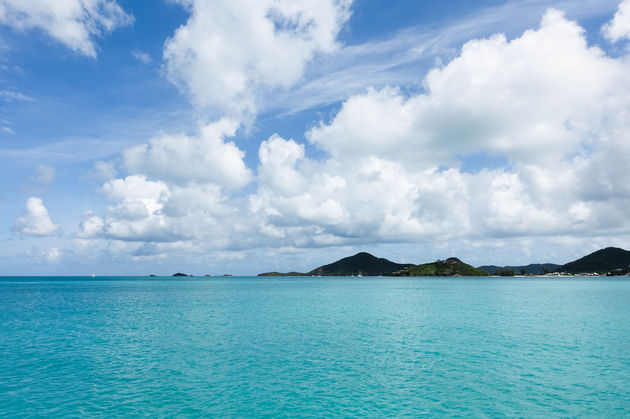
[91, 273, 96, 278]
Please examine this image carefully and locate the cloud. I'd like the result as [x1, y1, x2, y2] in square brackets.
[0, 0, 133, 57]
[308, 10, 622, 167]
[13, 197, 59, 236]
[98, 175, 173, 241]
[122, 118, 252, 190]
[34, 165, 56, 185]
[0, 89, 33, 102]
[77, 212, 105, 238]
[22, 246, 63, 264]
[45, 247, 61, 262]
[79, 174, 244, 246]
[79, 6, 630, 262]
[265, 0, 622, 116]
[163, 0, 352, 118]
[79, 119, 254, 245]
[131, 49, 151, 64]
[258, 134, 306, 196]
[88, 160, 118, 181]
[603, 0, 630, 42]
[248, 9, 630, 245]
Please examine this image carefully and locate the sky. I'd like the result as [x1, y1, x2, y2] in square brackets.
[1, 0, 630, 275]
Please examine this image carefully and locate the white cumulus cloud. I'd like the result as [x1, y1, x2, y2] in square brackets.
[258, 134, 307, 196]
[77, 211, 105, 238]
[308, 10, 623, 168]
[98, 175, 174, 242]
[80, 174, 250, 247]
[13, 197, 59, 236]
[77, 6, 630, 263]
[163, 0, 352, 118]
[122, 118, 252, 190]
[0, 0, 133, 57]
[248, 9, 630, 246]
[603, 0, 630, 42]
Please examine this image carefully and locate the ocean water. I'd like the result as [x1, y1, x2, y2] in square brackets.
[1, 277, 629, 417]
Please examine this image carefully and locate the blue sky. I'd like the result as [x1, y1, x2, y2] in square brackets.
[1, 0, 630, 275]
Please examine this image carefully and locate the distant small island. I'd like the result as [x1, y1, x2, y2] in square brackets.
[257, 247, 630, 277]
[258, 272, 308, 277]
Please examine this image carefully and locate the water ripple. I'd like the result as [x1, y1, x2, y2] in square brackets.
[1, 277, 630, 416]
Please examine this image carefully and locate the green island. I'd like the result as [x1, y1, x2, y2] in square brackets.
[391, 257, 488, 277]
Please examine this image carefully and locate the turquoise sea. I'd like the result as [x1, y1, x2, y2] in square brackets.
[1, 276, 629, 416]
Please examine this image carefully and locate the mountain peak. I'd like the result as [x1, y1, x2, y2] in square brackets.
[353, 252, 377, 259]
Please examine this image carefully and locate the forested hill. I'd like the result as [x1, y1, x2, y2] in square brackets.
[308, 252, 411, 276]
[559, 247, 630, 274]
[394, 257, 488, 277]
